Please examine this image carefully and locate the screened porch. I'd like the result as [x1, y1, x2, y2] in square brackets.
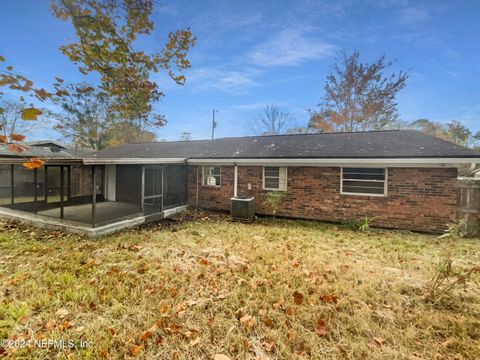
[0, 163, 188, 230]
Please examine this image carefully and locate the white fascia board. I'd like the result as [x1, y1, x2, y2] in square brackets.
[186, 158, 479, 168]
[82, 158, 186, 165]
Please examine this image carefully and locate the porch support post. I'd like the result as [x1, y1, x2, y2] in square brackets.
[67, 166, 71, 201]
[92, 165, 97, 228]
[140, 165, 145, 214]
[10, 164, 14, 204]
[34, 168, 38, 202]
[184, 162, 188, 204]
[33, 168, 38, 213]
[161, 165, 164, 213]
[44, 166, 48, 203]
[60, 166, 65, 219]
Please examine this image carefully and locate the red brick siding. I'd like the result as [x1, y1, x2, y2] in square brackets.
[187, 165, 458, 233]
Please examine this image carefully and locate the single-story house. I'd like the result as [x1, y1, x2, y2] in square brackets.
[0, 129, 478, 236]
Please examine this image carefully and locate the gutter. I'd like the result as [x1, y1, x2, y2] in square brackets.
[80, 157, 479, 168]
[185, 157, 479, 168]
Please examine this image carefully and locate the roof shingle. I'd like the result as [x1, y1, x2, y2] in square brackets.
[90, 130, 479, 160]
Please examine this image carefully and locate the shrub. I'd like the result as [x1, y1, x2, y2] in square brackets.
[265, 191, 285, 219]
[357, 216, 379, 232]
[438, 218, 466, 239]
[424, 253, 480, 304]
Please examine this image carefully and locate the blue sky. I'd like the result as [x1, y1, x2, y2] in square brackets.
[1, 0, 479, 141]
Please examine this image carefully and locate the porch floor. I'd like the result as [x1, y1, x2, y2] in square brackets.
[0, 203, 189, 237]
[38, 201, 141, 225]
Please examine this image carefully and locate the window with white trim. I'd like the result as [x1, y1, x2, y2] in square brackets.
[263, 166, 287, 191]
[202, 166, 221, 186]
[341, 168, 387, 196]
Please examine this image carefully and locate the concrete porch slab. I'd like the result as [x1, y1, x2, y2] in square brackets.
[0, 204, 188, 237]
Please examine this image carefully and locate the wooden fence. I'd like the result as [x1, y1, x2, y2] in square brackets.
[457, 178, 480, 237]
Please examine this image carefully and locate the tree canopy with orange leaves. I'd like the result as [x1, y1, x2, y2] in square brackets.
[309, 50, 408, 133]
[50, 0, 196, 131]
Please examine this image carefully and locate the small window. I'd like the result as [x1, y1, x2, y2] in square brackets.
[202, 166, 221, 187]
[263, 166, 287, 191]
[341, 168, 387, 196]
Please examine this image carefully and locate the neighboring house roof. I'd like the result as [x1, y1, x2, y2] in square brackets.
[88, 130, 479, 161]
[26, 140, 69, 149]
[0, 144, 77, 159]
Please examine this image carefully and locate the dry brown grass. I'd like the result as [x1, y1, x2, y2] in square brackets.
[0, 211, 479, 359]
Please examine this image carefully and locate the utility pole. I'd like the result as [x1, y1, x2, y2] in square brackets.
[211, 109, 217, 140]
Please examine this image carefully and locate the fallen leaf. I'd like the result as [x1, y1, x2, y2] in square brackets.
[319, 294, 338, 303]
[293, 291, 304, 305]
[239, 314, 256, 328]
[56, 308, 69, 319]
[264, 340, 275, 352]
[314, 319, 327, 336]
[62, 320, 74, 330]
[141, 325, 157, 341]
[45, 319, 56, 331]
[144, 288, 154, 295]
[131, 344, 143, 357]
[190, 337, 201, 346]
[199, 258, 208, 266]
[159, 303, 169, 314]
[214, 355, 231, 360]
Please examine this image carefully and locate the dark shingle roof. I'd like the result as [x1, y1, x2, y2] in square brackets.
[0, 144, 79, 159]
[89, 130, 479, 160]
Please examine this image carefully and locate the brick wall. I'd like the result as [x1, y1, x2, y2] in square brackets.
[187, 165, 458, 233]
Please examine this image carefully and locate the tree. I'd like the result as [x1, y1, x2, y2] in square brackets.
[107, 122, 156, 146]
[446, 120, 472, 147]
[50, 0, 196, 137]
[410, 118, 476, 147]
[309, 50, 408, 132]
[250, 104, 294, 135]
[0, 56, 56, 168]
[53, 83, 117, 150]
[0, 99, 47, 142]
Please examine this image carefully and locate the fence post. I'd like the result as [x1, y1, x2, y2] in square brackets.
[457, 178, 480, 237]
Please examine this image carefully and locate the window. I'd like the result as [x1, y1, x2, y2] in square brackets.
[263, 166, 287, 191]
[341, 168, 387, 196]
[202, 166, 221, 187]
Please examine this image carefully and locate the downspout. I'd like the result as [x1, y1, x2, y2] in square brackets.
[233, 163, 238, 198]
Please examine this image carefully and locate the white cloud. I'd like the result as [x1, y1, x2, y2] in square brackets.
[248, 27, 337, 67]
[185, 67, 259, 94]
[397, 7, 430, 27]
[230, 101, 286, 111]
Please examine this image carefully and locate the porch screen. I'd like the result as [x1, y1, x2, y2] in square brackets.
[0, 165, 11, 205]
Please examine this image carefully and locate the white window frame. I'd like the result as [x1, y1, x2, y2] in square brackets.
[202, 166, 221, 187]
[263, 166, 287, 191]
[340, 167, 388, 197]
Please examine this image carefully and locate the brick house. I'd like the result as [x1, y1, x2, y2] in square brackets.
[0, 130, 478, 236]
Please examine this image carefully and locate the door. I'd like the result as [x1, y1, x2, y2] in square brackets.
[46, 166, 68, 203]
[143, 166, 163, 215]
[104, 165, 116, 201]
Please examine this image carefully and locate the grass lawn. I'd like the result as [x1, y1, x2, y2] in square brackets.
[0, 211, 479, 359]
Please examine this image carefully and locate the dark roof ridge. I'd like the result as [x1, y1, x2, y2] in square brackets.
[126, 129, 406, 146]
